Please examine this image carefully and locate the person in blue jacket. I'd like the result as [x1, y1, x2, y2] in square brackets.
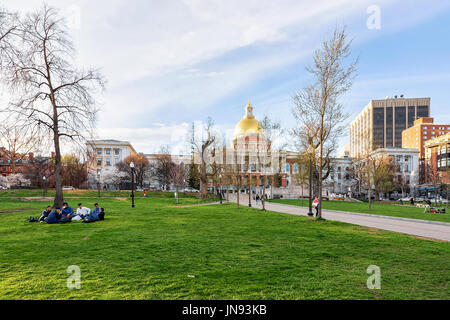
[84, 203, 101, 222]
[43, 208, 62, 224]
[62, 202, 74, 219]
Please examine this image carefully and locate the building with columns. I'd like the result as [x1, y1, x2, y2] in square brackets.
[226, 101, 288, 195]
[86, 139, 137, 186]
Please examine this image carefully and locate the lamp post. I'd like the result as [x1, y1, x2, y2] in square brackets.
[43, 176, 47, 197]
[307, 144, 314, 217]
[97, 170, 101, 198]
[130, 161, 135, 208]
[248, 175, 252, 208]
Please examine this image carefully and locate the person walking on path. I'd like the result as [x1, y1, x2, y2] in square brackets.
[313, 196, 319, 217]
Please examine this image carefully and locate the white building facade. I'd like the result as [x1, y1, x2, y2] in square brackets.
[86, 140, 136, 186]
[372, 147, 419, 196]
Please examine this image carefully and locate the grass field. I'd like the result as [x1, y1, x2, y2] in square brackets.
[0, 190, 449, 300]
[269, 199, 450, 223]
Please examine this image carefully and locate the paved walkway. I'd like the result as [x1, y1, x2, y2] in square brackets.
[227, 195, 450, 242]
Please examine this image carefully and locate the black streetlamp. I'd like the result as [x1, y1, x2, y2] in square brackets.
[43, 176, 47, 197]
[42, 176, 47, 197]
[248, 176, 252, 208]
[130, 161, 135, 208]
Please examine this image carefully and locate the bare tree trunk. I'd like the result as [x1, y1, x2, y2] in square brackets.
[200, 158, 208, 200]
[53, 128, 63, 208]
[318, 114, 324, 219]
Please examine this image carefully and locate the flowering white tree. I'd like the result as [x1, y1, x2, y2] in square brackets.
[102, 168, 128, 190]
[6, 174, 31, 188]
[0, 175, 8, 188]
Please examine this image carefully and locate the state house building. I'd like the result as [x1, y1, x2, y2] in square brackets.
[350, 97, 430, 157]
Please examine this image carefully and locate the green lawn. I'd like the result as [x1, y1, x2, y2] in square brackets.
[0, 191, 449, 300]
[269, 199, 450, 224]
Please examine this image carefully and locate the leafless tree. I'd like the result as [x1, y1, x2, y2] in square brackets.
[151, 146, 175, 190]
[292, 27, 357, 218]
[352, 130, 376, 209]
[0, 5, 105, 207]
[0, 7, 19, 69]
[116, 153, 150, 188]
[0, 123, 42, 173]
[257, 115, 286, 210]
[192, 117, 216, 199]
[169, 163, 188, 203]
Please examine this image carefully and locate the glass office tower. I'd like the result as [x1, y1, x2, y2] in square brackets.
[350, 97, 430, 157]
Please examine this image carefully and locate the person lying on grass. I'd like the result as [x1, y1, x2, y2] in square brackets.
[41, 207, 62, 224]
[39, 206, 52, 222]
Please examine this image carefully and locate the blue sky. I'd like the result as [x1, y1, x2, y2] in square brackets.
[2, 0, 450, 155]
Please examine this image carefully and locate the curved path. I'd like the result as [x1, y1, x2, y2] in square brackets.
[227, 195, 450, 242]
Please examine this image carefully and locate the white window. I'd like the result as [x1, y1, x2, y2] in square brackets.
[114, 158, 120, 164]
[114, 149, 120, 156]
[105, 149, 111, 155]
[106, 158, 111, 166]
[97, 148, 102, 155]
[97, 158, 102, 166]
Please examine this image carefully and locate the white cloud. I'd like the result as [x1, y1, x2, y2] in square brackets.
[2, 0, 450, 156]
[97, 124, 191, 154]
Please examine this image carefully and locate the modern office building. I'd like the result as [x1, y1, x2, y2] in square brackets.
[424, 132, 450, 184]
[402, 117, 450, 183]
[350, 97, 430, 157]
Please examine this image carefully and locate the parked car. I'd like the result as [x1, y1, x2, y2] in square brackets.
[183, 187, 199, 193]
[62, 186, 74, 190]
[0, 186, 7, 190]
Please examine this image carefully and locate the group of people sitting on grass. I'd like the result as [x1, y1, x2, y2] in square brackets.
[39, 202, 105, 224]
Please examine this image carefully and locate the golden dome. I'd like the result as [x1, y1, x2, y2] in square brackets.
[233, 101, 264, 139]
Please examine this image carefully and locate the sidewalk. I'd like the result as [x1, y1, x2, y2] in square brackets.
[227, 195, 450, 242]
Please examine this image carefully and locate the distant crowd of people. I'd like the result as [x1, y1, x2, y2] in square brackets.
[39, 202, 105, 224]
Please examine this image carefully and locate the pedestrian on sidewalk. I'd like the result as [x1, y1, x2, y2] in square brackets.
[313, 196, 319, 217]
